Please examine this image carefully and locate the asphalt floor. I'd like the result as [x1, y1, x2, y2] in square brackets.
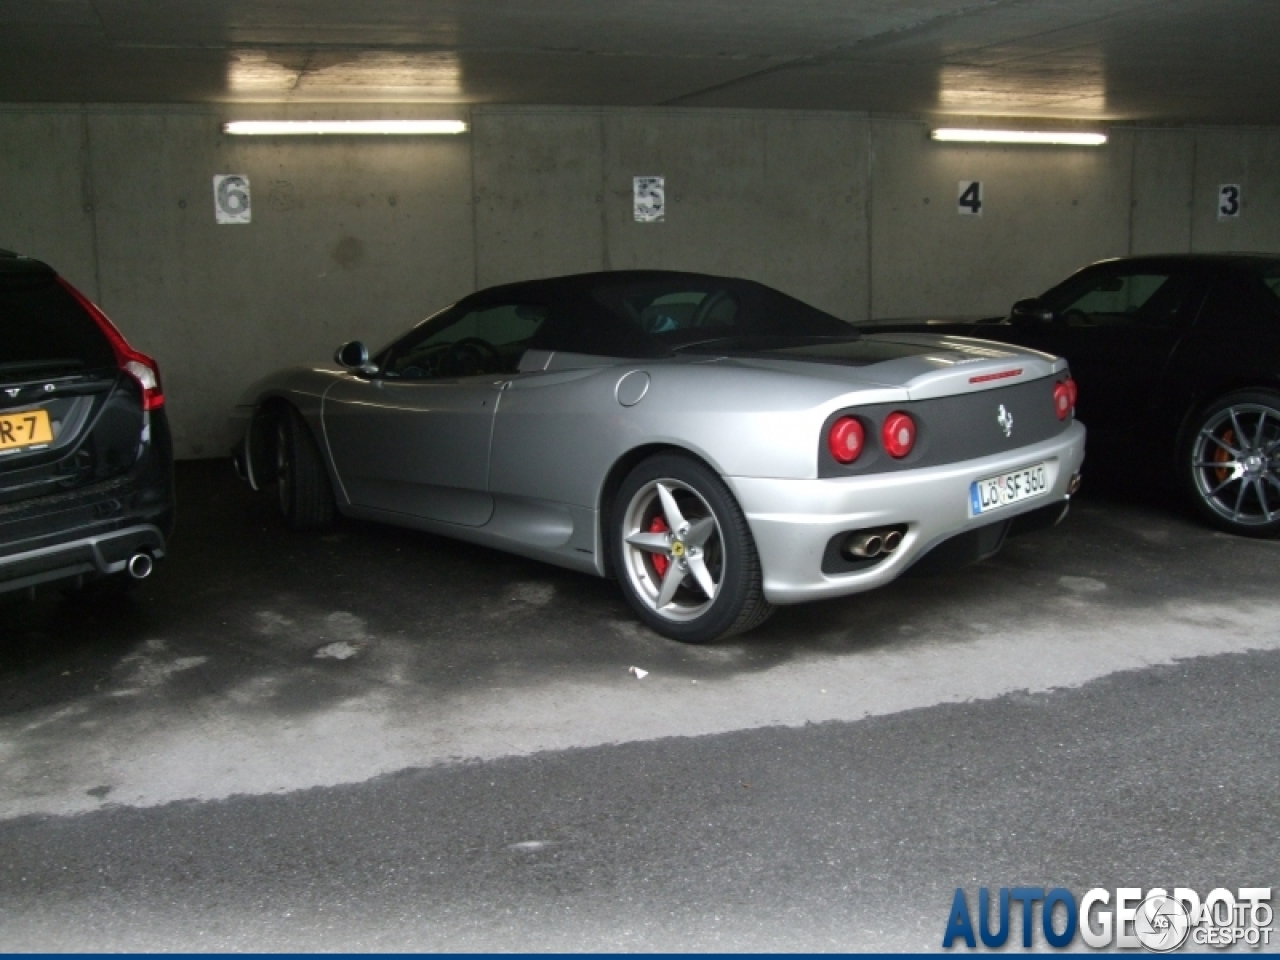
[0, 461, 1276, 950]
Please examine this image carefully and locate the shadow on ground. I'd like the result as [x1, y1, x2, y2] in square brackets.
[3, 459, 1276, 721]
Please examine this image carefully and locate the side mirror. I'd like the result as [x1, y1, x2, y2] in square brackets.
[1009, 297, 1055, 324]
[335, 340, 376, 373]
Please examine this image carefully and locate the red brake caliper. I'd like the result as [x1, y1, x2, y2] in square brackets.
[648, 515, 670, 577]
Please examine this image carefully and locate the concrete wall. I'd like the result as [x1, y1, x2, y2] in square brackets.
[2, 105, 475, 456]
[869, 121, 1134, 318]
[3, 103, 1279, 458]
[473, 109, 868, 320]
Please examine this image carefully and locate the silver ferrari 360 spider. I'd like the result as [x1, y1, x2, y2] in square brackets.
[231, 271, 1085, 642]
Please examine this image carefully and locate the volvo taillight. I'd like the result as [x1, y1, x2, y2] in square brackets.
[58, 277, 165, 410]
[882, 412, 916, 458]
[828, 416, 866, 464]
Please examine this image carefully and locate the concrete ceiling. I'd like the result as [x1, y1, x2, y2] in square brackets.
[2, 0, 1278, 124]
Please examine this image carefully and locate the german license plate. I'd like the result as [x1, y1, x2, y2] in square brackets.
[970, 462, 1049, 516]
[0, 408, 53, 454]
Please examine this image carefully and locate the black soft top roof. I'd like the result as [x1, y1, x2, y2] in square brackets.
[1087, 253, 1280, 270]
[0, 251, 55, 278]
[460, 269, 756, 306]
[450, 269, 857, 358]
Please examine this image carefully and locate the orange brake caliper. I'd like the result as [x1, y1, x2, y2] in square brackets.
[649, 515, 670, 577]
[1214, 428, 1236, 484]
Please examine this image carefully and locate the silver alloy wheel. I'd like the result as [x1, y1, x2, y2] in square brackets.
[1191, 402, 1280, 526]
[620, 478, 725, 622]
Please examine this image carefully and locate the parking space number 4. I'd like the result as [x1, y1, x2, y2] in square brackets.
[958, 181, 983, 216]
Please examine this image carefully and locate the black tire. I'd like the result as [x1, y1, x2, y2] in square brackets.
[611, 453, 773, 643]
[1180, 388, 1280, 538]
[275, 405, 335, 530]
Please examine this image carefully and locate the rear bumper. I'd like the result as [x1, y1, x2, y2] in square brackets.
[727, 421, 1086, 604]
[0, 418, 174, 594]
[0, 523, 166, 594]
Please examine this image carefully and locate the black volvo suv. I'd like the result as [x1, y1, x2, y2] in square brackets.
[1, 250, 174, 595]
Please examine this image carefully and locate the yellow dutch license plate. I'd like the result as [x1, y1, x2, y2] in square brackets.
[0, 408, 54, 453]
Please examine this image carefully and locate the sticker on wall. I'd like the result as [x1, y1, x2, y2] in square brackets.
[634, 176, 665, 223]
[1218, 184, 1241, 220]
[958, 181, 983, 216]
[213, 174, 252, 224]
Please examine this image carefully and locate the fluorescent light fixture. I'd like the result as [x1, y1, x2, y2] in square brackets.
[931, 128, 1107, 146]
[222, 120, 468, 136]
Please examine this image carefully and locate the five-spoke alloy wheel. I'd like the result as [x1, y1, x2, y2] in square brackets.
[613, 453, 772, 642]
[1184, 389, 1280, 537]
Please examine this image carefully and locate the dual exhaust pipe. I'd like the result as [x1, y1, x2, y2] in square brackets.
[842, 526, 905, 560]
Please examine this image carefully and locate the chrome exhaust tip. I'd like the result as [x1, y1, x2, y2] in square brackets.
[127, 552, 154, 580]
[844, 532, 884, 559]
[1067, 472, 1083, 496]
[882, 529, 903, 554]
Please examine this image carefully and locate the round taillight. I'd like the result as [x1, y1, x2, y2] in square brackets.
[882, 411, 916, 459]
[1053, 379, 1075, 421]
[828, 416, 865, 464]
[1066, 377, 1078, 407]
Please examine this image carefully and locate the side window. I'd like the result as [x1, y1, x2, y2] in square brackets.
[527, 297, 655, 358]
[631, 290, 740, 334]
[537, 281, 748, 357]
[607, 286, 741, 336]
[525, 279, 851, 356]
[701, 292, 740, 328]
[1199, 269, 1280, 331]
[382, 303, 546, 379]
[1058, 272, 1187, 328]
[753, 285, 853, 337]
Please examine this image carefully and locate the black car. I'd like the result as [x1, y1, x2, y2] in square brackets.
[863, 255, 1280, 537]
[0, 250, 174, 595]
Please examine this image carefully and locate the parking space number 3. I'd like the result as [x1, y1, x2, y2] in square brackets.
[1218, 184, 1241, 219]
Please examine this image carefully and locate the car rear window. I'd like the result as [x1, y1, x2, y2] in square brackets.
[0, 272, 115, 379]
